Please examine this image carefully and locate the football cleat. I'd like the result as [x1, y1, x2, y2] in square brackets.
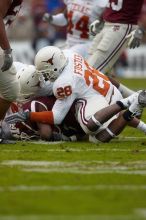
[138, 90, 146, 107]
[128, 90, 146, 115]
[120, 91, 140, 108]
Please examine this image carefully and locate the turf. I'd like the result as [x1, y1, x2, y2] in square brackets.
[0, 78, 146, 220]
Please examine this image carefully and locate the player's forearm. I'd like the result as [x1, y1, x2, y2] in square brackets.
[29, 110, 65, 125]
[0, 17, 11, 50]
[30, 111, 54, 124]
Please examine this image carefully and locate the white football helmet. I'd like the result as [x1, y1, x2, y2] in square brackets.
[35, 46, 68, 82]
[16, 65, 41, 102]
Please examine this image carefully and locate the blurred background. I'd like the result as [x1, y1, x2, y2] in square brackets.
[7, 0, 146, 78]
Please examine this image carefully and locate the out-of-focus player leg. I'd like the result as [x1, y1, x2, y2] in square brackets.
[87, 23, 136, 74]
[69, 42, 92, 59]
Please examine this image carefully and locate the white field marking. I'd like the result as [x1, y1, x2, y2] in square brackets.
[2, 160, 146, 168]
[0, 215, 135, 220]
[135, 209, 146, 218]
[28, 136, 146, 144]
[18, 140, 65, 145]
[22, 168, 146, 175]
[0, 185, 146, 192]
[2, 160, 146, 175]
[1, 148, 146, 153]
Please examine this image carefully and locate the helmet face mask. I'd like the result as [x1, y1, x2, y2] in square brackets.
[35, 46, 68, 82]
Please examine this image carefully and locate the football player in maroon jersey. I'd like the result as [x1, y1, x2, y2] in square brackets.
[0, 0, 22, 133]
[88, 0, 145, 76]
[4, 96, 85, 142]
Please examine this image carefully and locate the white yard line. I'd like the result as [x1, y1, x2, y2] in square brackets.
[28, 136, 146, 144]
[2, 160, 146, 175]
[2, 160, 146, 168]
[22, 168, 146, 175]
[0, 214, 135, 220]
[0, 185, 146, 192]
[135, 208, 146, 218]
[1, 148, 146, 153]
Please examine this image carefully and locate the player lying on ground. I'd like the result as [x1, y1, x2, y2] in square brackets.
[1, 59, 136, 142]
[5, 46, 146, 143]
[1, 63, 85, 142]
[3, 96, 85, 142]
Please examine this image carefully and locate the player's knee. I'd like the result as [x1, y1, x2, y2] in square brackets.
[86, 115, 102, 133]
[95, 128, 116, 143]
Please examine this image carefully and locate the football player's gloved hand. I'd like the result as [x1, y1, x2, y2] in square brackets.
[128, 27, 145, 49]
[42, 13, 53, 23]
[1, 49, 13, 72]
[5, 111, 30, 124]
[89, 19, 104, 36]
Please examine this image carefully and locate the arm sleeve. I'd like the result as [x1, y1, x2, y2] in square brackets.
[52, 93, 77, 124]
[51, 13, 68, 26]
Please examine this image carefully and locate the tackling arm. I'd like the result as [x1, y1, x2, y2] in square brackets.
[30, 93, 76, 125]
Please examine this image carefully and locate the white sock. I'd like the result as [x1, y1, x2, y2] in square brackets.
[137, 121, 146, 134]
[119, 84, 135, 98]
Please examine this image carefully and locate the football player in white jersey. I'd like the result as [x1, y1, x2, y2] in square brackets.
[43, 0, 108, 58]
[2, 61, 84, 142]
[5, 46, 146, 143]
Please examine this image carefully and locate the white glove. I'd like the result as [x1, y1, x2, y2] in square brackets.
[42, 13, 53, 23]
[127, 27, 145, 49]
[5, 112, 30, 124]
[89, 19, 104, 36]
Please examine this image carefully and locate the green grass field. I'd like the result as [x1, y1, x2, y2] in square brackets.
[0, 78, 146, 220]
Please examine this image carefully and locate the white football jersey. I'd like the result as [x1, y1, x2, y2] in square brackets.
[64, 0, 108, 46]
[52, 50, 114, 124]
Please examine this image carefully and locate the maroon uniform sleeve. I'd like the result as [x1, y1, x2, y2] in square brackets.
[103, 0, 144, 25]
[4, 0, 23, 26]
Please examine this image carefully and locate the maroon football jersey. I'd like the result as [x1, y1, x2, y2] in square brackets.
[103, 0, 144, 24]
[10, 96, 84, 138]
[4, 0, 23, 27]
